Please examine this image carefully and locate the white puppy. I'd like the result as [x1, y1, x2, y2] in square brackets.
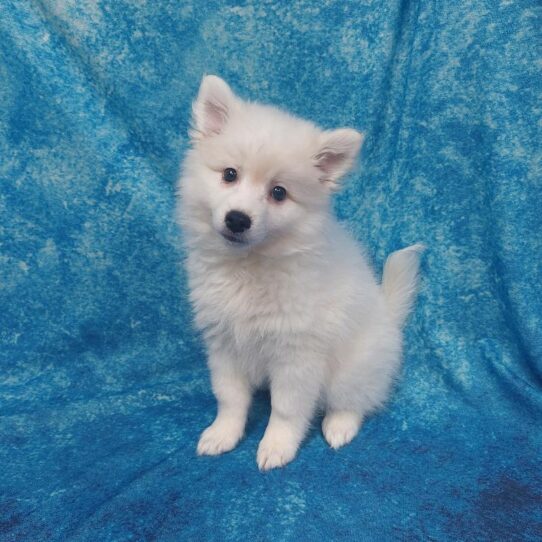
[177, 75, 423, 471]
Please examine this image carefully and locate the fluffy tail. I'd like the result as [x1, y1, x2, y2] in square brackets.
[382, 244, 425, 327]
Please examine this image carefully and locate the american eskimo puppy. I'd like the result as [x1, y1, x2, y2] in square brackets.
[177, 75, 423, 470]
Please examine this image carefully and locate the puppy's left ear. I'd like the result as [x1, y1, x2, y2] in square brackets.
[314, 128, 364, 189]
[191, 75, 237, 140]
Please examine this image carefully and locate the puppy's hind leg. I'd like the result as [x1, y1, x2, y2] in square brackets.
[197, 349, 252, 456]
[323, 326, 402, 449]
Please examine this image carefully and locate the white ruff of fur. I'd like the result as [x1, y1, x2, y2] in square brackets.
[176, 75, 423, 470]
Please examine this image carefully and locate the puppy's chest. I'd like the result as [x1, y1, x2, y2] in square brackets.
[190, 258, 319, 335]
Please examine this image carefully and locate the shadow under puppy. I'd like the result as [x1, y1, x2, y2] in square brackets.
[177, 75, 423, 471]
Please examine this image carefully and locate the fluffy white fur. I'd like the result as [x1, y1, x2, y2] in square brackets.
[177, 75, 423, 470]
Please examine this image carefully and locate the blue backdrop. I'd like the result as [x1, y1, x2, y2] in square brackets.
[1, 1, 541, 540]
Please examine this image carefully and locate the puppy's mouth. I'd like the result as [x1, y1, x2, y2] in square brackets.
[220, 232, 248, 245]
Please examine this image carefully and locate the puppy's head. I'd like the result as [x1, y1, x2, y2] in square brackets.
[180, 75, 363, 254]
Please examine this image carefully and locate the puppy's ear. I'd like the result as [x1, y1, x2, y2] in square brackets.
[314, 128, 364, 189]
[191, 75, 236, 140]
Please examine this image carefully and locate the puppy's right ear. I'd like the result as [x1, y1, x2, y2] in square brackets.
[191, 75, 236, 140]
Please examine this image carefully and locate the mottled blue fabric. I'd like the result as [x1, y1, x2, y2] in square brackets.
[1, 1, 541, 540]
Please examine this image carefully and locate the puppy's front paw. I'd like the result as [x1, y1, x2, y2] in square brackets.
[197, 417, 244, 456]
[322, 410, 362, 449]
[257, 429, 298, 471]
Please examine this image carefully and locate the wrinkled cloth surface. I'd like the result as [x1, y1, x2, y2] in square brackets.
[1, 1, 541, 540]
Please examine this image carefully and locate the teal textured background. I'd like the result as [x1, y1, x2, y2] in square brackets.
[1, 1, 541, 540]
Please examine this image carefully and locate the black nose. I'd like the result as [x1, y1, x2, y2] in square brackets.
[225, 210, 251, 233]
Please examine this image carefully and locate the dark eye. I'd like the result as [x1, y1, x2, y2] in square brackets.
[271, 185, 287, 202]
[223, 168, 237, 183]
